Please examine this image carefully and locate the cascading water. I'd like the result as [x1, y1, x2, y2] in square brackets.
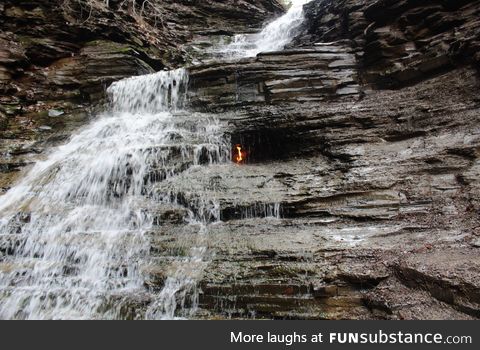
[217, 0, 313, 59]
[0, 0, 311, 319]
[0, 68, 228, 319]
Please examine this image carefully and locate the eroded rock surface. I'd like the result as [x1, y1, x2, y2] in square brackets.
[189, 42, 360, 110]
[1, 0, 479, 320]
[296, 0, 480, 87]
[173, 0, 480, 319]
[0, 0, 283, 192]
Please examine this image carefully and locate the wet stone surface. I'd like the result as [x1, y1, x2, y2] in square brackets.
[1, 0, 480, 319]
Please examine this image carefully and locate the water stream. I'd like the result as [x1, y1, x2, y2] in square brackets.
[0, 0, 312, 320]
[212, 0, 312, 59]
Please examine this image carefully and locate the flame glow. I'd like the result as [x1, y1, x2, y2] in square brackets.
[234, 145, 245, 164]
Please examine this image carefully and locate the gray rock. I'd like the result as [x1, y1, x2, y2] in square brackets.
[48, 109, 64, 117]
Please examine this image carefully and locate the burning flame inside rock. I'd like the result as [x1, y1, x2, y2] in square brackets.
[234, 144, 246, 164]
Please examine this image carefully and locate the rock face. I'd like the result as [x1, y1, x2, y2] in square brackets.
[176, 0, 480, 319]
[296, 0, 480, 88]
[189, 42, 360, 110]
[1, 0, 480, 320]
[189, 67, 480, 320]
[0, 0, 283, 192]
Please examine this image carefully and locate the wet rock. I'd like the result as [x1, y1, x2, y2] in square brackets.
[0, 0, 283, 190]
[185, 0, 480, 317]
[393, 248, 480, 317]
[188, 42, 359, 111]
[2, 0, 480, 320]
[471, 238, 480, 248]
[48, 109, 64, 117]
[296, 0, 480, 88]
[364, 277, 475, 320]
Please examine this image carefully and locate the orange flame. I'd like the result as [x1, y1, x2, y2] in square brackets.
[234, 145, 245, 164]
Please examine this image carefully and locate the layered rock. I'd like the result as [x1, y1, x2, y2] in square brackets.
[0, 0, 283, 192]
[188, 42, 359, 111]
[1, 0, 480, 320]
[171, 0, 480, 319]
[186, 66, 479, 319]
[296, 0, 480, 87]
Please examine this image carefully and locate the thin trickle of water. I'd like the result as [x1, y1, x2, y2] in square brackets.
[240, 203, 282, 220]
[0, 0, 309, 319]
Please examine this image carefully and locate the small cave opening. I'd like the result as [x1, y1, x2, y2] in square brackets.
[230, 127, 313, 164]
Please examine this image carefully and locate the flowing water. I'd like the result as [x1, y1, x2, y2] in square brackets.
[214, 0, 313, 59]
[0, 0, 311, 320]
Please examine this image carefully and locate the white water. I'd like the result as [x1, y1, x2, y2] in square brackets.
[0, 68, 230, 319]
[221, 0, 313, 59]
[0, 0, 309, 319]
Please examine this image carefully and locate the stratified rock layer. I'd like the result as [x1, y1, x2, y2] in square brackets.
[189, 42, 359, 110]
[0, 0, 283, 192]
[1, 0, 479, 320]
[176, 0, 480, 319]
[296, 0, 480, 87]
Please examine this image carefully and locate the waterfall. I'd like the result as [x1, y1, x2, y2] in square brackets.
[0, 70, 228, 319]
[220, 0, 313, 59]
[0, 0, 310, 319]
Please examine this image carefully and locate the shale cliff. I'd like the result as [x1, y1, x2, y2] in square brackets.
[1, 0, 480, 320]
[183, 0, 480, 319]
[0, 0, 283, 192]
